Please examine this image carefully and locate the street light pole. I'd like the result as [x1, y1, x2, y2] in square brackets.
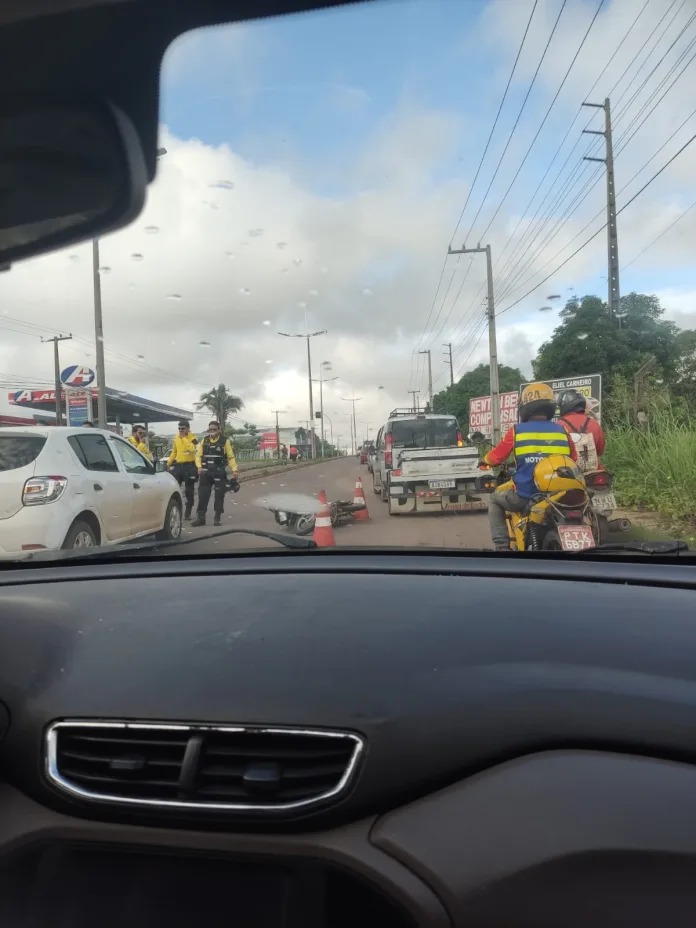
[323, 413, 334, 449]
[341, 394, 362, 455]
[93, 146, 167, 428]
[278, 329, 327, 460]
[271, 409, 285, 460]
[312, 363, 337, 458]
[42, 334, 73, 425]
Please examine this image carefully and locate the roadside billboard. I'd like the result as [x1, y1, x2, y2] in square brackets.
[520, 374, 603, 422]
[66, 391, 93, 427]
[469, 373, 603, 438]
[469, 391, 519, 438]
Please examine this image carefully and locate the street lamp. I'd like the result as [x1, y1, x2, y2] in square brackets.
[341, 393, 362, 456]
[278, 328, 327, 459]
[93, 146, 168, 427]
[312, 362, 338, 458]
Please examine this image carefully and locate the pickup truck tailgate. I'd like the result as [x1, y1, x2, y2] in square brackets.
[397, 447, 480, 479]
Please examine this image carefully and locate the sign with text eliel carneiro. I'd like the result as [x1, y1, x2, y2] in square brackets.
[520, 374, 603, 422]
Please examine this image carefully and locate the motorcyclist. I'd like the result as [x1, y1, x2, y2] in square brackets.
[192, 420, 239, 527]
[482, 382, 578, 551]
[557, 389, 605, 468]
[167, 419, 198, 521]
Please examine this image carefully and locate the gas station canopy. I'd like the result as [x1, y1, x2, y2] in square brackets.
[8, 386, 193, 425]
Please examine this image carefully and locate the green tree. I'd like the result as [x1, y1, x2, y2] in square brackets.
[432, 363, 524, 433]
[533, 292, 679, 387]
[196, 384, 244, 429]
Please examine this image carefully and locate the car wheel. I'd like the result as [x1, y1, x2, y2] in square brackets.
[62, 519, 97, 550]
[156, 496, 183, 541]
[380, 479, 388, 503]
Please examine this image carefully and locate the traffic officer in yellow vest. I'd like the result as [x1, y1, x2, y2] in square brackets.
[192, 420, 239, 527]
[167, 419, 198, 521]
[483, 382, 578, 551]
[128, 424, 153, 460]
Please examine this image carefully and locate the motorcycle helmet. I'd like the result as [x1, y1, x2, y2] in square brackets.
[518, 382, 556, 422]
[226, 477, 241, 493]
[533, 455, 585, 493]
[558, 388, 587, 417]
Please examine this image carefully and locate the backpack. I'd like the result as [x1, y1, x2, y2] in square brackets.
[559, 415, 597, 472]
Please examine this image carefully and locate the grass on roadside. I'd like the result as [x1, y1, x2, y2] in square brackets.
[603, 406, 696, 521]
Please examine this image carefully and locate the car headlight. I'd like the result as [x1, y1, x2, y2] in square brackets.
[22, 476, 68, 505]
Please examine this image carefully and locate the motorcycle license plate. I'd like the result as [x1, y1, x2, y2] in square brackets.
[429, 479, 456, 489]
[592, 492, 617, 512]
[558, 524, 596, 551]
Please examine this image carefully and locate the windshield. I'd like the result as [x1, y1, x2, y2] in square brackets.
[1, 0, 694, 559]
[391, 419, 459, 450]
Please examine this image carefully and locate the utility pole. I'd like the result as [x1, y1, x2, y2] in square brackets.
[278, 329, 327, 459]
[42, 334, 72, 425]
[312, 362, 337, 459]
[341, 394, 361, 455]
[271, 409, 285, 460]
[91, 239, 108, 428]
[408, 389, 420, 411]
[448, 243, 500, 441]
[443, 342, 454, 386]
[582, 97, 620, 320]
[418, 349, 433, 409]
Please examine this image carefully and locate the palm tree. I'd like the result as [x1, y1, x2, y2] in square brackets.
[196, 384, 244, 428]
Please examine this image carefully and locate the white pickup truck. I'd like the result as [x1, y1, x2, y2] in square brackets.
[386, 441, 497, 517]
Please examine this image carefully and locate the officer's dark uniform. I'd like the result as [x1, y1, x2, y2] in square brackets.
[193, 433, 237, 526]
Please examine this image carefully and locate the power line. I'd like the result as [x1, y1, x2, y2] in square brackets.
[462, 0, 568, 246]
[413, 0, 539, 371]
[478, 0, 606, 242]
[624, 196, 696, 269]
[496, 127, 696, 317]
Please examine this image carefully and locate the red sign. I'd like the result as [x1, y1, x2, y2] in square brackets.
[9, 388, 98, 405]
[469, 392, 518, 437]
[259, 430, 278, 450]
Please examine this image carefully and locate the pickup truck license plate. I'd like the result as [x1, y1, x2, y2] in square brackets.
[429, 479, 456, 489]
[442, 500, 487, 511]
[592, 491, 617, 512]
[558, 524, 595, 551]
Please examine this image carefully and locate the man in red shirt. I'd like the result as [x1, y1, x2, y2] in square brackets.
[556, 389, 606, 466]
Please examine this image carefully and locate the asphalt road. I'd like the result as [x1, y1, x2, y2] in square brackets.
[175, 456, 491, 554]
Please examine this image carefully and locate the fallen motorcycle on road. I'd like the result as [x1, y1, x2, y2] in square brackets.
[255, 492, 366, 536]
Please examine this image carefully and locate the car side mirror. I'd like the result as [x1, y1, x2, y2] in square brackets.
[0, 100, 147, 266]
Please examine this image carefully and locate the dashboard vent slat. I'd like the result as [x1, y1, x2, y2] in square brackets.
[47, 722, 364, 813]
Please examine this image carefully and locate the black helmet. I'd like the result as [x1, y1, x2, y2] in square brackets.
[558, 389, 586, 417]
[519, 382, 556, 422]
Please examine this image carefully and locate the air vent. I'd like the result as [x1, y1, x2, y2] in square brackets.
[46, 721, 364, 813]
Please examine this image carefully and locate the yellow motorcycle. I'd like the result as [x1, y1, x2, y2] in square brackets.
[484, 454, 598, 552]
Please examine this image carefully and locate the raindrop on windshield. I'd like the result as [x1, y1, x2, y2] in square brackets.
[362, 287, 372, 296]
[539, 306, 553, 312]
[128, 283, 136, 290]
[265, 359, 274, 364]
[131, 253, 143, 261]
[309, 289, 319, 297]
[320, 266, 328, 274]
[99, 266, 111, 274]
[199, 340, 211, 348]
[276, 242, 287, 250]
[210, 180, 235, 190]
[239, 287, 251, 295]
[249, 228, 264, 237]
[69, 254, 79, 262]
[577, 332, 589, 340]
[262, 320, 271, 326]
[144, 225, 159, 235]
[166, 294, 182, 301]
[137, 354, 145, 360]
[281, 268, 289, 273]
[225, 251, 235, 260]
[297, 301, 307, 309]
[293, 258, 302, 266]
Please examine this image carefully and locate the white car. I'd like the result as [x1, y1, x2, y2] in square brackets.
[0, 426, 183, 556]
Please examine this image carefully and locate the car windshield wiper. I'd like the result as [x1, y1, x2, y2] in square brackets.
[21, 527, 317, 563]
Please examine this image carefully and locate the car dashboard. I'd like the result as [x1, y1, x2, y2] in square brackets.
[1, 550, 696, 928]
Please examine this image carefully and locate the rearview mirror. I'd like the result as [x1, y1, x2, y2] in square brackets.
[0, 101, 147, 266]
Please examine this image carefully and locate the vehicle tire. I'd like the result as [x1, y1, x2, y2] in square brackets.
[62, 519, 97, 550]
[541, 528, 563, 551]
[372, 471, 381, 495]
[380, 476, 388, 503]
[295, 514, 315, 536]
[156, 496, 183, 541]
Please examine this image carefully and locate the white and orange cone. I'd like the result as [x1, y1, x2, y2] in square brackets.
[352, 476, 370, 521]
[313, 489, 336, 547]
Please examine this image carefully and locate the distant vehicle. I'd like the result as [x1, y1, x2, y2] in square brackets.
[372, 409, 495, 516]
[0, 427, 183, 555]
[360, 441, 374, 466]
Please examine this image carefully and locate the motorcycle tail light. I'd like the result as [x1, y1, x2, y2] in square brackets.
[586, 471, 611, 488]
[565, 510, 583, 519]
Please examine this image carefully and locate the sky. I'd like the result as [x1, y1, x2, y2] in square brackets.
[1, 0, 695, 443]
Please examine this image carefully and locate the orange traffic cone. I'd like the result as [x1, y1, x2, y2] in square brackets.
[353, 475, 370, 521]
[313, 489, 336, 547]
